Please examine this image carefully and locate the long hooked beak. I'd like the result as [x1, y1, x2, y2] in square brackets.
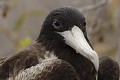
[57, 25, 99, 71]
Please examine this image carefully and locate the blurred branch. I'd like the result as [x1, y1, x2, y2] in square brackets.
[80, 0, 108, 13]
[0, 1, 19, 47]
[2, 3, 9, 18]
[79, 0, 109, 34]
[79, 0, 109, 31]
[0, 0, 9, 18]
[91, 9, 102, 28]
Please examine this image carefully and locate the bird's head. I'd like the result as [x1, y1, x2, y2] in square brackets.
[37, 7, 99, 71]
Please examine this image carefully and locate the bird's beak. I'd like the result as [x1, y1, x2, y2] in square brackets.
[57, 25, 99, 71]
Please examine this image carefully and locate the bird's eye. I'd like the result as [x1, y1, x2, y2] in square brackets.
[53, 19, 62, 29]
[83, 22, 86, 26]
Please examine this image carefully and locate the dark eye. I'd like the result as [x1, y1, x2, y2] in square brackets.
[53, 19, 62, 29]
[83, 22, 86, 26]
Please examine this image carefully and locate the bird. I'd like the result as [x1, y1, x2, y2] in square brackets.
[0, 7, 119, 80]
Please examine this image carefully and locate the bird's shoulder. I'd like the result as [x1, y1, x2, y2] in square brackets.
[0, 41, 47, 79]
[8, 58, 79, 80]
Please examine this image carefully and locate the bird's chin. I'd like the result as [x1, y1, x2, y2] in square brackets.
[57, 25, 99, 71]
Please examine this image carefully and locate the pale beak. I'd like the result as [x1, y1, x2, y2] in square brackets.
[57, 25, 99, 71]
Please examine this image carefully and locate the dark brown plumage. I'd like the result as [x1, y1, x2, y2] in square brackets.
[0, 42, 79, 80]
[0, 57, 6, 64]
[98, 56, 119, 80]
[8, 58, 79, 80]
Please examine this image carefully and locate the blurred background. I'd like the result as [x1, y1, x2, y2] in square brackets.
[0, 0, 120, 65]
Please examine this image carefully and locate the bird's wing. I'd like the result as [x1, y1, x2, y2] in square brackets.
[98, 56, 119, 80]
[0, 50, 39, 80]
[8, 58, 79, 80]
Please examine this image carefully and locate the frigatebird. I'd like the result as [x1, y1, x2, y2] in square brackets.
[0, 7, 119, 80]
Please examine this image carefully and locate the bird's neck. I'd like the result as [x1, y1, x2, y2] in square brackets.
[36, 37, 98, 80]
[37, 31, 98, 80]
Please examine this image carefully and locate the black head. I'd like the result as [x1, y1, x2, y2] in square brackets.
[37, 7, 88, 49]
[40, 7, 86, 32]
[37, 7, 99, 71]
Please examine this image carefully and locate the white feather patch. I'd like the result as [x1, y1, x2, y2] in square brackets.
[8, 54, 58, 80]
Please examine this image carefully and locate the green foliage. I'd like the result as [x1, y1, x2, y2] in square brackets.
[30, 11, 45, 17]
[17, 36, 31, 51]
[14, 13, 28, 31]
[13, 10, 45, 52]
